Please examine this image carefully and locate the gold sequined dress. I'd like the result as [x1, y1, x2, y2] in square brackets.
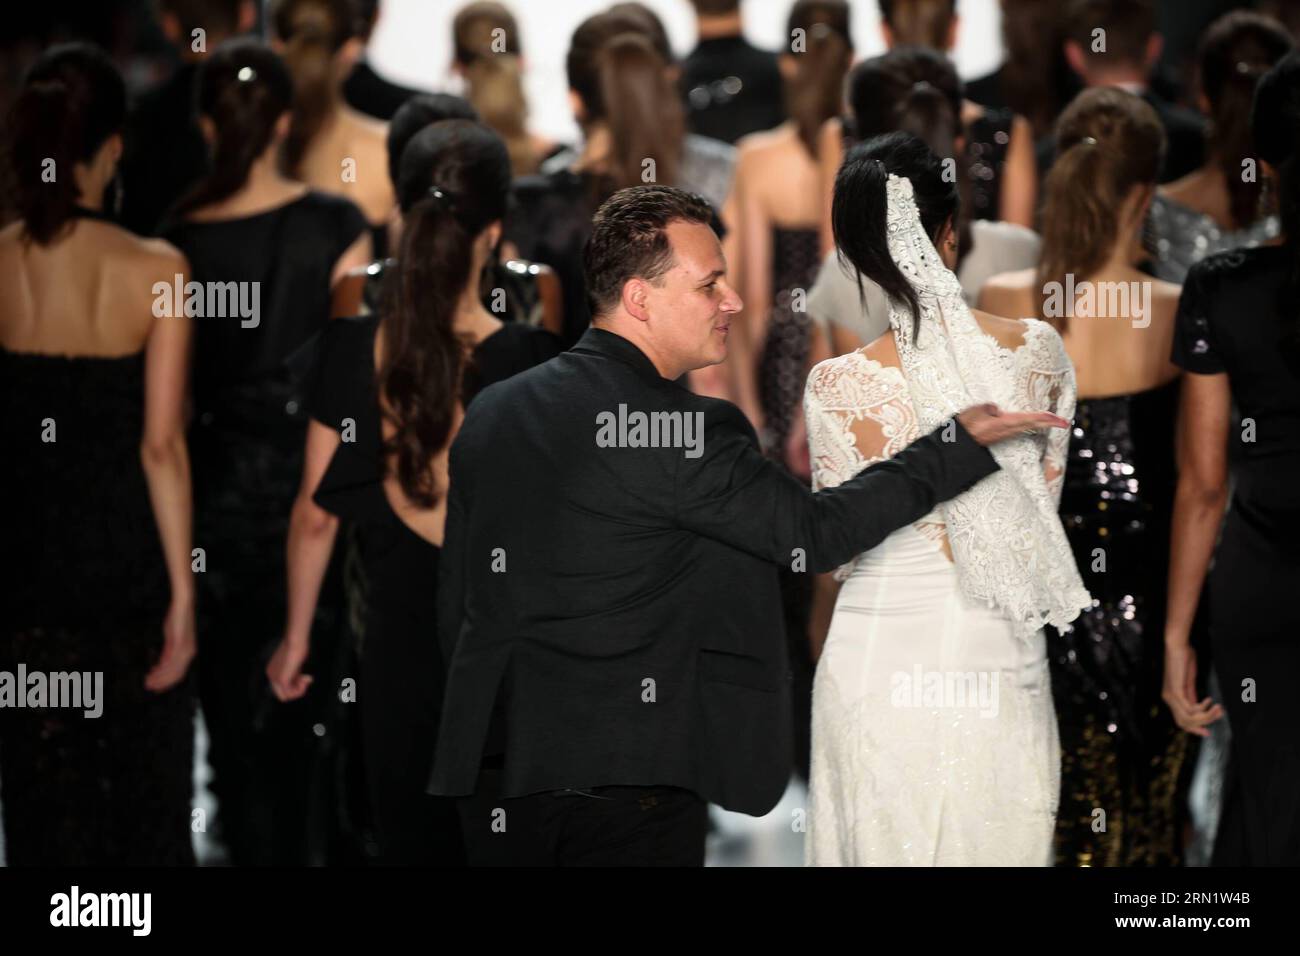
[1051, 378, 1192, 866]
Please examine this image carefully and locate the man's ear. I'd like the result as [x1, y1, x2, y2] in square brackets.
[1064, 40, 1087, 79]
[622, 278, 651, 322]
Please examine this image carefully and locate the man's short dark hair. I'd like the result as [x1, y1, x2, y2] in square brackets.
[1066, 0, 1156, 67]
[584, 185, 715, 319]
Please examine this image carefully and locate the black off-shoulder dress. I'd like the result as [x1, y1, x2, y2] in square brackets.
[306, 315, 559, 864]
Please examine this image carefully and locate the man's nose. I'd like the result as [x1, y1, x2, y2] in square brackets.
[721, 282, 743, 313]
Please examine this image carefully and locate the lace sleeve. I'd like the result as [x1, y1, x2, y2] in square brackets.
[1022, 322, 1076, 507]
[804, 353, 919, 579]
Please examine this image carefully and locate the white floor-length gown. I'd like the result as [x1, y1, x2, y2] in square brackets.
[803, 324, 1073, 867]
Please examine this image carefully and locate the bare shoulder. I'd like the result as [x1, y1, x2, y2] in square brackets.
[860, 328, 900, 367]
[112, 230, 188, 280]
[971, 307, 1030, 349]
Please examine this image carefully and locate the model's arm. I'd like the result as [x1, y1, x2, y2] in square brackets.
[140, 258, 197, 693]
[1162, 370, 1230, 736]
[267, 420, 341, 702]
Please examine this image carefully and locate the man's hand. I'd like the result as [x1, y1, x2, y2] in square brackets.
[956, 403, 1070, 447]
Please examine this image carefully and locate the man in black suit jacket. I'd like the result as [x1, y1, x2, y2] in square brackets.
[429, 186, 1068, 866]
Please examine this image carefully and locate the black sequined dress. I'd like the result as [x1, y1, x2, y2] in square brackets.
[1052, 378, 1193, 866]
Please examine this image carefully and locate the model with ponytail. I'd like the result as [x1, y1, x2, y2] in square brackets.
[983, 86, 1199, 867]
[268, 119, 559, 864]
[270, 0, 395, 256]
[0, 43, 197, 865]
[1149, 11, 1292, 284]
[163, 36, 373, 866]
[804, 130, 1082, 865]
[506, 9, 738, 351]
[730, 0, 852, 471]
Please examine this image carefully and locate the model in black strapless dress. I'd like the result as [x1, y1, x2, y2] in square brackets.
[0, 347, 195, 865]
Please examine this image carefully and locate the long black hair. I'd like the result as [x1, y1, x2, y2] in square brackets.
[1253, 50, 1300, 369]
[175, 39, 293, 216]
[832, 131, 959, 340]
[378, 120, 511, 508]
[5, 43, 126, 244]
[385, 94, 479, 189]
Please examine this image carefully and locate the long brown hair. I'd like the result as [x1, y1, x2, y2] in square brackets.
[785, 0, 853, 157]
[379, 120, 511, 508]
[1197, 11, 1293, 230]
[1035, 88, 1165, 329]
[270, 0, 359, 176]
[567, 10, 685, 204]
[452, 1, 536, 176]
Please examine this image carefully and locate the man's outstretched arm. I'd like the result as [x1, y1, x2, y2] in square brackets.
[675, 401, 1066, 573]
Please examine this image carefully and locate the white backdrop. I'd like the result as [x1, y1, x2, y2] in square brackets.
[366, 0, 1005, 143]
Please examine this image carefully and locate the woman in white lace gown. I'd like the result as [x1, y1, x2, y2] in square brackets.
[804, 133, 1091, 866]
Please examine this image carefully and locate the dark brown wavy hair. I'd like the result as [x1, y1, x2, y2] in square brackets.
[1035, 87, 1165, 330]
[378, 120, 511, 508]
